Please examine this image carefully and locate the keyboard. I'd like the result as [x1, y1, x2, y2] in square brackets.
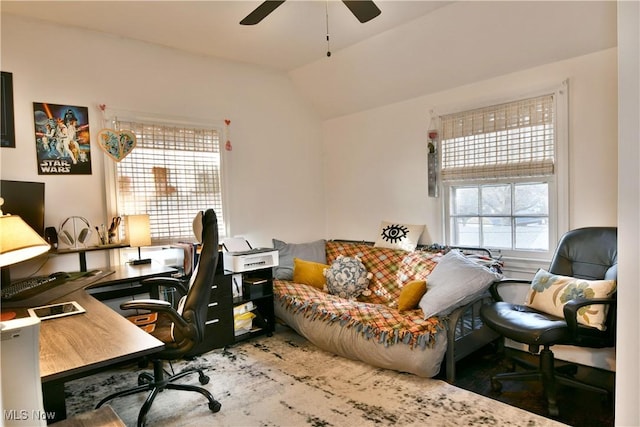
[1, 275, 66, 301]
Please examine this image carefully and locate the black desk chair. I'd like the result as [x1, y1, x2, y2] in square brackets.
[480, 227, 617, 416]
[97, 209, 222, 426]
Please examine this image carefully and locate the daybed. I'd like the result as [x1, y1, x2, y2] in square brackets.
[272, 239, 503, 381]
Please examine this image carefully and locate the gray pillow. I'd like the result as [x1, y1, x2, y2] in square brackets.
[419, 250, 503, 319]
[272, 239, 327, 280]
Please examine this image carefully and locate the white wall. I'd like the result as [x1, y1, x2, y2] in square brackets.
[0, 15, 326, 275]
[615, 0, 640, 424]
[323, 48, 618, 253]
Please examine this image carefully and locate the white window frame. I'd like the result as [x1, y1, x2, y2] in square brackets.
[441, 81, 569, 263]
[102, 110, 229, 259]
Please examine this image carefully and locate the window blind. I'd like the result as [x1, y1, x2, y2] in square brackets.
[114, 120, 225, 243]
[440, 94, 555, 181]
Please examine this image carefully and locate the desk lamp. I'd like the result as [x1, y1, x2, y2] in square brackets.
[0, 201, 49, 426]
[126, 214, 152, 265]
[0, 197, 51, 285]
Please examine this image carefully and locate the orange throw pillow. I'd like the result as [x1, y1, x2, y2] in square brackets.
[398, 280, 427, 312]
[293, 257, 330, 290]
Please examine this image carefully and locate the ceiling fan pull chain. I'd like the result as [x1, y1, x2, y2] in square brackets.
[325, 0, 331, 57]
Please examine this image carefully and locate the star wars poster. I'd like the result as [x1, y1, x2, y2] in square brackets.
[33, 102, 92, 175]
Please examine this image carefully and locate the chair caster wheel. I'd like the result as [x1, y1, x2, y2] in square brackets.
[199, 374, 210, 385]
[209, 401, 222, 413]
[491, 380, 502, 392]
[557, 364, 578, 376]
[138, 373, 153, 386]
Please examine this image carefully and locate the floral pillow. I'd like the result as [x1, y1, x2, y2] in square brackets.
[525, 269, 616, 331]
[324, 255, 372, 300]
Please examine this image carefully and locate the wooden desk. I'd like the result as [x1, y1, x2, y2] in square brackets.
[20, 263, 176, 423]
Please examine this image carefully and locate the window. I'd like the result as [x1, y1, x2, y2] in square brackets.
[112, 119, 226, 244]
[449, 182, 549, 250]
[441, 92, 566, 257]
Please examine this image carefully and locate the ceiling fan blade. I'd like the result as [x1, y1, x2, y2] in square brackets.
[342, 0, 381, 23]
[240, 0, 286, 25]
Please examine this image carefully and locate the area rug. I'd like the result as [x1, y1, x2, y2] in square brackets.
[65, 326, 565, 426]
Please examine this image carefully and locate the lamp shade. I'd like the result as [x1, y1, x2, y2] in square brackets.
[125, 214, 151, 248]
[0, 215, 50, 267]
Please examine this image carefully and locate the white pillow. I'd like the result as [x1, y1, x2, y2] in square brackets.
[525, 269, 616, 331]
[419, 250, 503, 319]
[374, 221, 425, 251]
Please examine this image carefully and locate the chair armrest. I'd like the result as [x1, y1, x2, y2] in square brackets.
[488, 278, 531, 302]
[563, 297, 617, 337]
[141, 276, 189, 296]
[120, 299, 190, 331]
[121, 298, 172, 311]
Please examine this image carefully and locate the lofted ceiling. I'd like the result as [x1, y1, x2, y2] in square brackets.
[0, 0, 451, 72]
[1, 1, 617, 119]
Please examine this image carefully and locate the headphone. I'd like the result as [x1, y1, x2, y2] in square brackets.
[59, 216, 92, 247]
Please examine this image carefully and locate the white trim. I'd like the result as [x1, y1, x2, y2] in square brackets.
[506, 339, 616, 372]
[554, 79, 570, 241]
[499, 256, 549, 279]
[102, 147, 120, 267]
[100, 109, 230, 250]
[102, 107, 226, 130]
[220, 136, 232, 239]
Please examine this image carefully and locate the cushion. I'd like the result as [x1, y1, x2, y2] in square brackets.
[326, 241, 408, 305]
[374, 221, 425, 251]
[397, 280, 427, 312]
[272, 239, 326, 280]
[525, 269, 616, 331]
[324, 255, 372, 300]
[293, 258, 330, 290]
[398, 251, 438, 283]
[419, 250, 502, 319]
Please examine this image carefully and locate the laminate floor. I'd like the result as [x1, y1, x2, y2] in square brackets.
[443, 345, 615, 427]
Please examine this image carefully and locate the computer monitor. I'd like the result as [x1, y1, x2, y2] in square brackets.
[0, 180, 45, 236]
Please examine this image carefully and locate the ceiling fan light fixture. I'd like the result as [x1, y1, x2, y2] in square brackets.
[342, 0, 381, 23]
[240, 0, 286, 25]
[240, 0, 381, 26]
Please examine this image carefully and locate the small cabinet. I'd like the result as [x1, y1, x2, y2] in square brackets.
[233, 270, 275, 343]
[185, 258, 274, 357]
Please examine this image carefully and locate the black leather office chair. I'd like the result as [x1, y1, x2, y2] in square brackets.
[97, 209, 222, 426]
[480, 227, 617, 416]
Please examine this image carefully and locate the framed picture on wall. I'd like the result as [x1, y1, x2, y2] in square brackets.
[33, 102, 92, 175]
[1, 71, 16, 148]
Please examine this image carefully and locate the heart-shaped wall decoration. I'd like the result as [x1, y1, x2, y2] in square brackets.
[97, 128, 137, 162]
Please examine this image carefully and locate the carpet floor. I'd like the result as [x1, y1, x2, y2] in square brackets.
[65, 325, 566, 426]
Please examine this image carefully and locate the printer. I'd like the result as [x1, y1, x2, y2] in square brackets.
[221, 238, 279, 273]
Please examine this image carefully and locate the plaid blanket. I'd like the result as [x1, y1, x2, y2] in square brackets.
[274, 280, 443, 349]
[326, 241, 440, 306]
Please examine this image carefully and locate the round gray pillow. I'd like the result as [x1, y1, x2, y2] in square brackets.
[324, 255, 372, 300]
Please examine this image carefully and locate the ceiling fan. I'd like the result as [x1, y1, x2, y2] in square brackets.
[240, 0, 382, 25]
